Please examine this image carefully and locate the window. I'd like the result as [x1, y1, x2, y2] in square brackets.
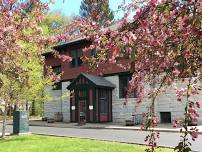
[70, 49, 82, 67]
[52, 82, 62, 90]
[52, 66, 62, 90]
[116, 47, 136, 60]
[119, 74, 137, 98]
[160, 112, 171, 123]
[91, 49, 97, 57]
[119, 48, 130, 59]
[52, 66, 61, 75]
[99, 90, 108, 114]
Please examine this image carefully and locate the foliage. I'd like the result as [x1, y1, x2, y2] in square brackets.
[42, 11, 72, 35]
[0, 0, 60, 138]
[71, 0, 202, 151]
[79, 0, 114, 25]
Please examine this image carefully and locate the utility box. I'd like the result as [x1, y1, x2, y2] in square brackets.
[13, 111, 29, 134]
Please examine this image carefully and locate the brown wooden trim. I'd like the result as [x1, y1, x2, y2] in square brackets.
[72, 93, 75, 122]
[110, 90, 112, 122]
[89, 89, 93, 122]
[61, 71, 131, 83]
[96, 89, 99, 122]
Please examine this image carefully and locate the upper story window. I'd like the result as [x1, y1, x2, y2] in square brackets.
[91, 49, 97, 57]
[52, 65, 62, 90]
[119, 74, 137, 98]
[119, 49, 130, 59]
[52, 66, 61, 75]
[70, 49, 83, 68]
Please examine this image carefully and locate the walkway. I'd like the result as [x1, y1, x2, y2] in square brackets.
[28, 120, 202, 134]
[2, 124, 202, 152]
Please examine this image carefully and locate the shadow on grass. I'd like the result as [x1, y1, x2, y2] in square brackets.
[0, 135, 44, 143]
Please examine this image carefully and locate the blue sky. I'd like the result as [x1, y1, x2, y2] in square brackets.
[47, 0, 131, 19]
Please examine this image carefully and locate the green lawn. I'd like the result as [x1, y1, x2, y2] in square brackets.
[0, 135, 174, 152]
[0, 116, 12, 121]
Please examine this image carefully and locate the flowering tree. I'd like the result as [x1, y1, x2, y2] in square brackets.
[0, 0, 62, 138]
[71, 0, 202, 151]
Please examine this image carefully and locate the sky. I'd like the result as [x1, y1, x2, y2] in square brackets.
[47, 0, 132, 19]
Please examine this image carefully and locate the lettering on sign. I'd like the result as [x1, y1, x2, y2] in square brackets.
[71, 106, 75, 110]
[89, 105, 93, 110]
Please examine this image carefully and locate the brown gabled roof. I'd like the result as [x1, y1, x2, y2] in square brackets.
[42, 37, 88, 56]
[67, 73, 115, 90]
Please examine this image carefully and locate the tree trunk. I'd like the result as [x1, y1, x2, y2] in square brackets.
[26, 101, 28, 111]
[31, 101, 35, 116]
[14, 104, 18, 111]
[1, 104, 7, 139]
[8, 104, 12, 117]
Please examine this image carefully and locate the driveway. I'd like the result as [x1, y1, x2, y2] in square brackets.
[2, 125, 202, 152]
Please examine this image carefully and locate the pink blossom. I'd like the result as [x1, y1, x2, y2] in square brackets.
[177, 98, 182, 102]
[196, 101, 200, 108]
[172, 120, 179, 128]
[191, 129, 198, 141]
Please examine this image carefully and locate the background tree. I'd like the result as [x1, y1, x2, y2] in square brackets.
[0, 0, 62, 138]
[42, 11, 72, 35]
[79, 0, 114, 25]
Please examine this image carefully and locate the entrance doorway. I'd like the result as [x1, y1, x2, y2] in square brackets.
[79, 100, 86, 123]
[68, 73, 114, 122]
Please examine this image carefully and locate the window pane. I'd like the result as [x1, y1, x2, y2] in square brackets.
[52, 66, 62, 90]
[77, 57, 83, 66]
[52, 82, 62, 90]
[70, 50, 77, 58]
[77, 49, 82, 57]
[119, 74, 137, 98]
[70, 49, 83, 67]
[52, 66, 61, 75]
[91, 49, 97, 57]
[71, 58, 76, 67]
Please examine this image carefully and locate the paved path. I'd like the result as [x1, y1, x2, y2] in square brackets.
[27, 120, 202, 134]
[3, 125, 202, 152]
[5, 120, 202, 134]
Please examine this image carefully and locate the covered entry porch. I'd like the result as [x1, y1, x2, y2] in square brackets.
[67, 73, 115, 123]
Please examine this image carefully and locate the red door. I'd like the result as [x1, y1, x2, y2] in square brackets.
[78, 100, 86, 123]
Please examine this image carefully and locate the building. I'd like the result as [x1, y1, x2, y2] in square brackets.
[43, 37, 202, 125]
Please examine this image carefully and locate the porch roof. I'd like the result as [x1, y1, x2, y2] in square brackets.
[67, 73, 116, 90]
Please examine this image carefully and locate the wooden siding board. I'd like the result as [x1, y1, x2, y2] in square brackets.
[110, 90, 112, 122]
[89, 89, 93, 122]
[93, 88, 97, 122]
[70, 94, 72, 122]
[75, 89, 78, 122]
[44, 41, 129, 81]
[86, 89, 89, 122]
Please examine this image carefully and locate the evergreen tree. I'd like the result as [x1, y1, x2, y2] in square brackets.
[79, 0, 114, 24]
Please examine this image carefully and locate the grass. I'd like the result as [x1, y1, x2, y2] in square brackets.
[0, 115, 41, 121]
[0, 135, 174, 152]
[0, 116, 12, 121]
